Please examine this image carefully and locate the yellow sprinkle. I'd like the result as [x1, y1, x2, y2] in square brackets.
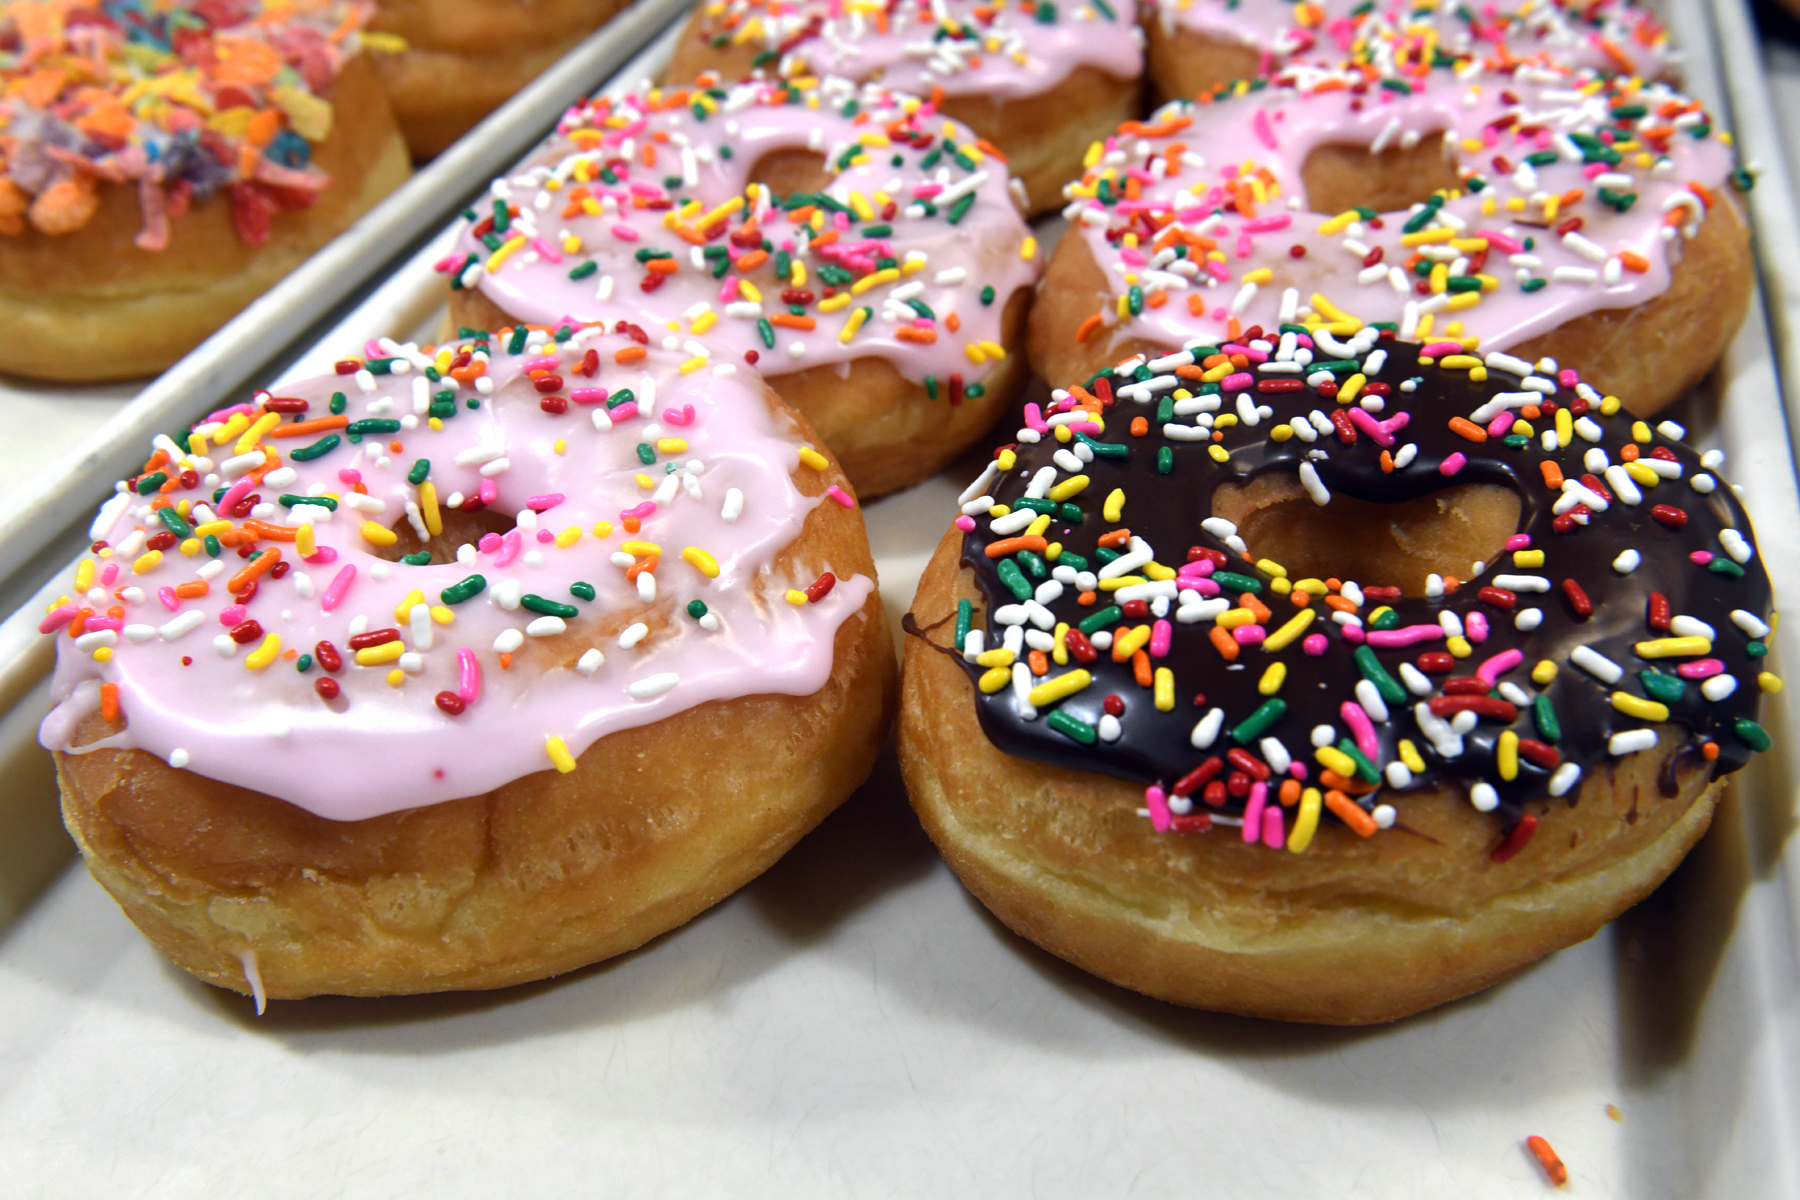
[1083, 140, 1103, 169]
[295, 524, 315, 558]
[1047, 475, 1089, 503]
[354, 641, 405, 666]
[212, 413, 249, 447]
[393, 589, 424, 622]
[1398, 739, 1426, 774]
[179, 538, 201, 556]
[132, 550, 162, 575]
[1447, 635, 1472, 659]
[546, 736, 577, 773]
[964, 342, 989, 365]
[1102, 489, 1126, 522]
[678, 356, 707, 375]
[621, 540, 662, 556]
[1625, 462, 1659, 488]
[1318, 210, 1359, 235]
[1218, 608, 1257, 630]
[187, 432, 207, 456]
[1497, 730, 1520, 781]
[1052, 623, 1070, 666]
[979, 340, 1006, 361]
[1293, 578, 1328, 596]
[997, 449, 1016, 471]
[691, 311, 718, 336]
[245, 633, 282, 670]
[1289, 788, 1323, 853]
[1208, 445, 1230, 463]
[1154, 667, 1176, 712]
[1143, 562, 1175, 582]
[1272, 424, 1294, 442]
[976, 648, 1016, 669]
[1025, 514, 1052, 538]
[486, 234, 527, 272]
[681, 547, 720, 578]
[978, 666, 1012, 694]
[430, 606, 454, 625]
[1632, 420, 1653, 443]
[1439, 354, 1482, 370]
[417, 480, 442, 536]
[73, 559, 95, 591]
[850, 267, 899, 296]
[1611, 692, 1671, 722]
[1269, 577, 1292, 596]
[1429, 263, 1449, 295]
[784, 589, 808, 605]
[1097, 576, 1146, 592]
[1600, 396, 1622, 416]
[592, 521, 614, 539]
[1255, 558, 1287, 578]
[1316, 745, 1358, 778]
[1446, 292, 1482, 312]
[1263, 607, 1317, 651]
[1758, 672, 1783, 694]
[1029, 669, 1092, 708]
[92, 646, 112, 664]
[1258, 662, 1286, 695]
[1242, 268, 1274, 285]
[1532, 659, 1559, 686]
[1635, 636, 1712, 659]
[1020, 237, 1037, 260]
[360, 521, 398, 547]
[194, 521, 231, 538]
[1555, 407, 1573, 448]
[656, 438, 690, 455]
[1512, 550, 1545, 568]
[235, 412, 281, 456]
[1400, 227, 1456, 246]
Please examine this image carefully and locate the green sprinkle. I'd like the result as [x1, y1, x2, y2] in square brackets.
[203, 534, 221, 557]
[1353, 646, 1406, 705]
[687, 599, 709, 619]
[1078, 606, 1122, 636]
[1532, 693, 1561, 743]
[636, 443, 657, 465]
[135, 472, 167, 495]
[607, 388, 635, 410]
[295, 653, 313, 673]
[569, 261, 598, 280]
[1736, 718, 1772, 752]
[1747, 641, 1768, 658]
[1157, 446, 1174, 474]
[1056, 550, 1089, 572]
[522, 594, 579, 618]
[1640, 670, 1686, 705]
[1521, 278, 1548, 293]
[346, 419, 401, 435]
[946, 193, 976, 225]
[1230, 699, 1288, 744]
[158, 508, 193, 538]
[1369, 608, 1400, 631]
[996, 558, 1032, 600]
[400, 551, 431, 566]
[440, 575, 487, 605]
[1335, 738, 1382, 784]
[570, 582, 596, 601]
[1213, 571, 1262, 594]
[1046, 711, 1097, 745]
[507, 326, 528, 354]
[1016, 550, 1047, 579]
[980, 285, 995, 306]
[328, 392, 346, 415]
[278, 494, 335, 511]
[1708, 558, 1746, 579]
[406, 459, 431, 485]
[290, 435, 340, 462]
[955, 599, 974, 648]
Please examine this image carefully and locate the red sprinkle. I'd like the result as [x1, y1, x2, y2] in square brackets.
[1491, 814, 1540, 864]
[1066, 629, 1099, 663]
[347, 627, 400, 651]
[1562, 578, 1594, 619]
[1173, 756, 1224, 797]
[1647, 592, 1672, 631]
[434, 691, 466, 715]
[1651, 504, 1688, 528]
[227, 619, 263, 645]
[1477, 586, 1517, 609]
[314, 640, 343, 672]
[314, 677, 341, 701]
[1227, 747, 1271, 780]
[1417, 651, 1455, 673]
[1517, 738, 1562, 769]
[1426, 695, 1520, 721]
[804, 572, 836, 603]
[1442, 677, 1490, 695]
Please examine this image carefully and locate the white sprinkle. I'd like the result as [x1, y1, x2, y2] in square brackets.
[493, 628, 524, 654]
[1731, 610, 1771, 639]
[492, 580, 523, 611]
[1610, 729, 1659, 756]
[1259, 737, 1292, 775]
[1691, 473, 1716, 494]
[1658, 420, 1687, 441]
[1670, 616, 1716, 641]
[526, 615, 566, 637]
[1298, 461, 1331, 506]
[1354, 679, 1389, 723]
[1310, 724, 1336, 749]
[618, 622, 649, 649]
[1493, 574, 1551, 592]
[1191, 708, 1224, 749]
[1548, 762, 1582, 796]
[628, 673, 680, 699]
[1399, 662, 1434, 695]
[1702, 674, 1739, 701]
[1515, 608, 1544, 631]
[1721, 529, 1754, 563]
[1613, 549, 1641, 574]
[158, 611, 205, 641]
[1572, 646, 1624, 684]
[212, 634, 237, 658]
[169, 749, 189, 769]
[1470, 782, 1499, 812]
[1098, 714, 1123, 743]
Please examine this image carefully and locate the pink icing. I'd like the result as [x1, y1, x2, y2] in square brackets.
[40, 338, 873, 822]
[1066, 61, 1734, 366]
[450, 78, 1040, 390]
[1157, 0, 1676, 83]
[693, 0, 1142, 99]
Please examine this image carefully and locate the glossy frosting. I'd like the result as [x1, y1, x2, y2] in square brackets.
[686, 0, 1143, 98]
[1156, 0, 1674, 83]
[945, 337, 1774, 848]
[449, 77, 1041, 395]
[1063, 60, 1737, 362]
[40, 333, 873, 821]
[0, 0, 388, 245]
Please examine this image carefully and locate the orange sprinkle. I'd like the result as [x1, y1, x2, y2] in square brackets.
[1097, 528, 1132, 548]
[227, 548, 279, 594]
[1323, 789, 1377, 837]
[267, 415, 349, 438]
[100, 682, 119, 724]
[1290, 589, 1312, 608]
[1130, 416, 1149, 436]
[1278, 778, 1302, 807]
[243, 519, 298, 543]
[1145, 290, 1168, 309]
[1075, 314, 1104, 342]
[985, 535, 1049, 559]
[895, 327, 938, 344]
[1077, 591, 1097, 606]
[614, 346, 648, 364]
[1702, 741, 1720, 761]
[622, 515, 641, 534]
[769, 313, 817, 330]
[1208, 625, 1240, 661]
[1621, 443, 1640, 462]
[1540, 460, 1565, 489]
[626, 555, 658, 581]
[645, 258, 679, 274]
[1320, 770, 1377, 795]
[945, 312, 961, 333]
[1241, 593, 1271, 623]
[1132, 649, 1153, 688]
[174, 581, 210, 599]
[1448, 416, 1487, 442]
[1379, 449, 1395, 473]
[1526, 1137, 1568, 1187]
[1323, 594, 1358, 614]
[1028, 649, 1049, 676]
[499, 652, 513, 669]
[1619, 250, 1650, 273]
[735, 249, 768, 272]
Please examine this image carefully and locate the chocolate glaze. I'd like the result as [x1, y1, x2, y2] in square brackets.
[950, 336, 1774, 836]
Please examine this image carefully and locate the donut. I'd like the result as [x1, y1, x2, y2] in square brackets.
[1031, 58, 1752, 418]
[40, 326, 894, 1000]
[0, 0, 412, 383]
[445, 77, 1042, 498]
[664, 0, 1146, 214]
[1145, 0, 1677, 105]
[367, 0, 630, 158]
[900, 335, 1776, 1024]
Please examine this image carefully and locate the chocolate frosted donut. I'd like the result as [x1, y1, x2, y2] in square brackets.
[901, 334, 1776, 1023]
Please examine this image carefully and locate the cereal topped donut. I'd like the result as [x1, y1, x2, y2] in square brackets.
[42, 327, 895, 997]
[1031, 58, 1751, 417]
[665, 0, 1146, 213]
[901, 335, 1776, 1023]
[1147, 0, 1677, 103]
[448, 77, 1042, 496]
[0, 0, 411, 381]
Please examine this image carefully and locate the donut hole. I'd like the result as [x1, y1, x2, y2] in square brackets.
[1211, 472, 1520, 596]
[748, 149, 833, 198]
[375, 506, 516, 565]
[1301, 132, 1461, 217]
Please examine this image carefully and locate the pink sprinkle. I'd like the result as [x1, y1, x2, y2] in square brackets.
[456, 648, 482, 704]
[1487, 412, 1515, 438]
[217, 477, 255, 517]
[1421, 341, 1464, 357]
[1206, 260, 1232, 282]
[478, 533, 502, 554]
[1677, 659, 1726, 680]
[826, 485, 857, 509]
[1582, 162, 1609, 179]
[523, 355, 559, 372]
[1232, 624, 1267, 647]
[1303, 633, 1329, 656]
[84, 616, 122, 633]
[913, 182, 944, 199]
[1242, 214, 1292, 233]
[304, 546, 337, 564]
[1243, 781, 1268, 845]
[433, 253, 465, 273]
[661, 405, 696, 426]
[320, 565, 356, 612]
[157, 587, 179, 612]
[1348, 408, 1396, 446]
[1254, 107, 1279, 149]
[1222, 372, 1254, 392]
[1505, 533, 1532, 550]
[1368, 625, 1443, 648]
[1559, 369, 1580, 387]
[1067, 422, 1103, 436]
[37, 605, 77, 634]
[99, 563, 119, 586]
[1024, 403, 1049, 434]
[1261, 804, 1286, 850]
[1189, 577, 1222, 598]
[529, 236, 562, 264]
[570, 387, 608, 405]
[621, 501, 658, 521]
[1290, 761, 1310, 781]
[219, 605, 247, 626]
[478, 478, 498, 507]
[526, 493, 565, 512]
[1150, 619, 1173, 658]
[1146, 785, 1172, 832]
[610, 224, 640, 241]
[1690, 550, 1715, 565]
[202, 402, 255, 425]
[494, 529, 522, 568]
[1440, 452, 1468, 476]
[1340, 701, 1379, 761]
[536, 529, 555, 543]
[1120, 247, 1147, 266]
[1476, 229, 1523, 254]
[1466, 612, 1489, 643]
[954, 515, 976, 532]
[1235, 234, 1253, 258]
[609, 401, 640, 422]
[337, 469, 361, 484]
[1177, 559, 1215, 580]
[719, 276, 740, 303]
[1341, 624, 1366, 644]
[1476, 648, 1524, 686]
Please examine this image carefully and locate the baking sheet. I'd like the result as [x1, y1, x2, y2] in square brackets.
[2, 2, 1798, 1196]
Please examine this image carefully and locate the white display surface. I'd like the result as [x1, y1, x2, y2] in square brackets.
[0, 2, 1797, 1197]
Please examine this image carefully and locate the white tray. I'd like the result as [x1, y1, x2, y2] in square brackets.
[2, 3, 1798, 1196]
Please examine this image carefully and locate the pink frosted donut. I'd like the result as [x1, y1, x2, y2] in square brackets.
[665, 0, 1147, 212]
[1031, 56, 1750, 415]
[42, 330, 893, 999]
[1146, 0, 1678, 102]
[447, 77, 1042, 496]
